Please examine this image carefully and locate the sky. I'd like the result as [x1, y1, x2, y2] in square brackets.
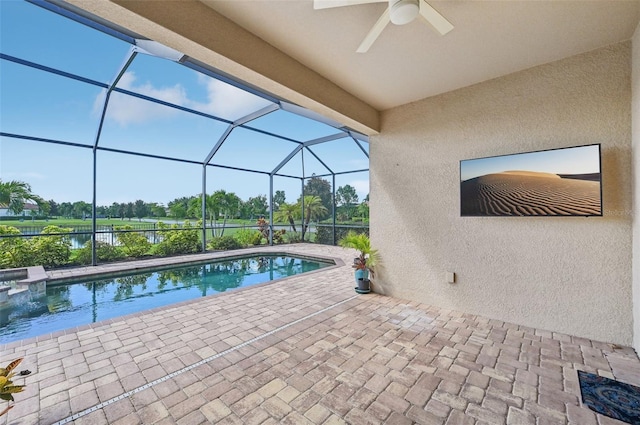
[0, 0, 370, 206]
[460, 144, 601, 182]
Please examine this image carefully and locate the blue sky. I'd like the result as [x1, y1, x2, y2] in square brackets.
[460, 144, 600, 182]
[0, 0, 369, 206]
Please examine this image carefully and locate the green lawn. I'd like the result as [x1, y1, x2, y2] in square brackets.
[1, 217, 150, 227]
[0, 217, 258, 228]
[1, 216, 368, 228]
[1, 217, 343, 245]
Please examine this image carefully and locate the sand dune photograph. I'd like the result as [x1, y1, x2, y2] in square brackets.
[460, 145, 602, 216]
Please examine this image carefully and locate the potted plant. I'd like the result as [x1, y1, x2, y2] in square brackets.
[338, 231, 379, 293]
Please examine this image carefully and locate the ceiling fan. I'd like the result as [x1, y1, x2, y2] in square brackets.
[314, 0, 453, 53]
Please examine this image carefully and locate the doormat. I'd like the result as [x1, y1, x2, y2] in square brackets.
[578, 370, 640, 424]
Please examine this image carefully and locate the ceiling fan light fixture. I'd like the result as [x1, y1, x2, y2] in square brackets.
[389, 0, 419, 25]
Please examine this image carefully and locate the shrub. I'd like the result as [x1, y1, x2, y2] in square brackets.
[28, 226, 72, 268]
[75, 240, 125, 265]
[233, 228, 261, 248]
[255, 218, 285, 245]
[0, 226, 28, 269]
[282, 231, 303, 244]
[272, 229, 286, 244]
[114, 226, 151, 257]
[152, 221, 200, 256]
[208, 236, 242, 251]
[0, 225, 74, 269]
[250, 232, 263, 246]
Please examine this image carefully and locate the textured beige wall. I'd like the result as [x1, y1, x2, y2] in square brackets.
[371, 42, 633, 345]
[633, 25, 640, 352]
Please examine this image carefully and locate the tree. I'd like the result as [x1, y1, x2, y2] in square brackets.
[336, 184, 359, 220]
[58, 202, 73, 218]
[72, 201, 91, 219]
[108, 202, 120, 218]
[169, 203, 187, 219]
[119, 203, 127, 220]
[125, 202, 134, 221]
[37, 200, 51, 217]
[299, 195, 327, 239]
[0, 180, 43, 216]
[186, 196, 201, 219]
[48, 200, 59, 217]
[204, 194, 220, 228]
[274, 202, 298, 232]
[246, 195, 268, 218]
[208, 190, 241, 237]
[96, 205, 107, 217]
[357, 201, 369, 220]
[237, 201, 252, 220]
[301, 176, 332, 221]
[134, 200, 148, 221]
[336, 184, 358, 207]
[149, 203, 167, 218]
[168, 197, 190, 219]
[273, 190, 286, 210]
[219, 191, 241, 236]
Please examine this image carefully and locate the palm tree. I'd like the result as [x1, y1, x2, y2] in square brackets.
[274, 203, 298, 232]
[338, 231, 379, 281]
[357, 201, 369, 220]
[0, 179, 43, 215]
[208, 190, 241, 237]
[205, 194, 220, 231]
[299, 195, 327, 240]
[186, 197, 201, 220]
[218, 190, 241, 237]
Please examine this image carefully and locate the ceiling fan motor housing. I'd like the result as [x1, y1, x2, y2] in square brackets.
[389, 0, 420, 25]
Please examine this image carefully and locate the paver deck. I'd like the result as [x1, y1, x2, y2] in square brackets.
[0, 244, 637, 425]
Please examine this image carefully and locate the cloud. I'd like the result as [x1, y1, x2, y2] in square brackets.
[97, 72, 188, 126]
[194, 75, 273, 121]
[96, 71, 273, 126]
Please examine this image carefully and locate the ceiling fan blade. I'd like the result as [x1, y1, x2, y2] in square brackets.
[418, 0, 453, 35]
[314, 0, 386, 10]
[357, 8, 391, 53]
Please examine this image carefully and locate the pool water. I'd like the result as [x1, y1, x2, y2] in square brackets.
[0, 255, 331, 343]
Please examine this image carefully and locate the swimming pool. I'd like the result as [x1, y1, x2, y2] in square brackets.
[0, 254, 332, 343]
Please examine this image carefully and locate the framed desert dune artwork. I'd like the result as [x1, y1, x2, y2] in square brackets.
[460, 144, 602, 217]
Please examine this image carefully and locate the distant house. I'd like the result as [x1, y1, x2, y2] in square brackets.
[0, 202, 40, 217]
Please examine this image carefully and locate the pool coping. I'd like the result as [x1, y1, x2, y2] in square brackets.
[46, 245, 345, 284]
[48, 250, 342, 285]
[1, 244, 348, 350]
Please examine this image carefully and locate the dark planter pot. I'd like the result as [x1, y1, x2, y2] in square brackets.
[354, 268, 369, 285]
[356, 278, 371, 294]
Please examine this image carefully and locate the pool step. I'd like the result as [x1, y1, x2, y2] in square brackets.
[0, 266, 47, 308]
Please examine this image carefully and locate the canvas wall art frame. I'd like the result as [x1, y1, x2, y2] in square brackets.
[460, 144, 602, 217]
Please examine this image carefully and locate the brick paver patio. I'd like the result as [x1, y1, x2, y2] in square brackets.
[0, 244, 637, 425]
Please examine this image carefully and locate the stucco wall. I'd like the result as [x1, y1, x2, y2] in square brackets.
[371, 42, 633, 346]
[633, 25, 640, 352]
